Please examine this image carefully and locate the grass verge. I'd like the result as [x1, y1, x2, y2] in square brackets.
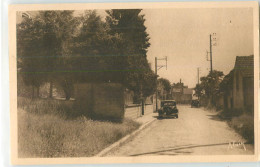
[18, 97, 140, 157]
[229, 114, 254, 144]
[218, 109, 254, 144]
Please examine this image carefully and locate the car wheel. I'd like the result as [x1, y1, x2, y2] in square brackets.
[176, 115, 178, 118]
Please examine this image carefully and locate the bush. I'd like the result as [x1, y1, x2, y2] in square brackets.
[230, 114, 254, 144]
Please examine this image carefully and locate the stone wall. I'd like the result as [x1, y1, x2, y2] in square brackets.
[74, 83, 125, 121]
[125, 104, 154, 119]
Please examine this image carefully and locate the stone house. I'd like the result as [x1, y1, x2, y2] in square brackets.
[222, 55, 254, 112]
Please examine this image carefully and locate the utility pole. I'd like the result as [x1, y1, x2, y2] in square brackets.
[206, 33, 216, 73]
[210, 34, 212, 72]
[197, 67, 200, 101]
[155, 57, 158, 113]
[206, 33, 217, 106]
[197, 67, 200, 85]
[155, 56, 167, 113]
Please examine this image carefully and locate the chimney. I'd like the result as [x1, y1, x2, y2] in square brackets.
[180, 79, 182, 83]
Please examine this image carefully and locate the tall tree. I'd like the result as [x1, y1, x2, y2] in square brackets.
[17, 15, 46, 98]
[72, 11, 122, 83]
[17, 11, 79, 99]
[106, 9, 156, 101]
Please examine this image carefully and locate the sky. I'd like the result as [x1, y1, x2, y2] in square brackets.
[143, 8, 254, 88]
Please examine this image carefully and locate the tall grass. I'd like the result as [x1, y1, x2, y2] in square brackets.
[230, 114, 254, 144]
[218, 108, 254, 144]
[18, 97, 80, 119]
[18, 97, 140, 157]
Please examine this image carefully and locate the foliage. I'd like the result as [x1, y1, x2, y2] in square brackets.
[18, 10, 156, 100]
[219, 70, 234, 93]
[105, 9, 156, 99]
[194, 83, 203, 98]
[157, 78, 171, 93]
[106, 9, 150, 55]
[17, 11, 79, 99]
[195, 70, 224, 106]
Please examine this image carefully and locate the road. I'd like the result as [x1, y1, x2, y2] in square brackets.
[106, 105, 254, 156]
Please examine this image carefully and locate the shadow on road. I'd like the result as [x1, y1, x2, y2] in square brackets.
[153, 116, 177, 120]
[129, 142, 230, 156]
[206, 114, 226, 122]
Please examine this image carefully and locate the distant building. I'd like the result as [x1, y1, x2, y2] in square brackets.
[182, 88, 193, 103]
[221, 55, 254, 112]
[171, 79, 192, 104]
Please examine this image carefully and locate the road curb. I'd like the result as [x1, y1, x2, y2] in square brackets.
[95, 117, 157, 157]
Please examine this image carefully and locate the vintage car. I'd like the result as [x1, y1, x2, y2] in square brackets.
[158, 100, 179, 118]
[191, 99, 200, 108]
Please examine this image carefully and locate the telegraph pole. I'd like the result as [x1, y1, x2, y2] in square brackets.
[207, 33, 216, 73]
[210, 34, 213, 72]
[155, 56, 167, 113]
[197, 67, 200, 101]
[197, 67, 200, 85]
[155, 57, 158, 113]
[207, 33, 217, 106]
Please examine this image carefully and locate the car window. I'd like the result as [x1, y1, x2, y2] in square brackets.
[162, 102, 176, 106]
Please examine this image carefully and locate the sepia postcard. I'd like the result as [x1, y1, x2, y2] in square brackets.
[8, 1, 259, 165]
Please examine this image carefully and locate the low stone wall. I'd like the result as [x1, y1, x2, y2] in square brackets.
[125, 104, 154, 120]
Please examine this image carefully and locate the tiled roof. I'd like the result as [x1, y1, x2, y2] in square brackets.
[234, 55, 254, 77]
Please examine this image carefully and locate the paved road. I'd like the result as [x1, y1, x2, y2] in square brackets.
[107, 105, 254, 156]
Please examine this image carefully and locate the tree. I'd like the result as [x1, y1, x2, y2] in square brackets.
[158, 78, 171, 93]
[219, 70, 234, 93]
[194, 83, 203, 100]
[105, 9, 155, 102]
[72, 10, 123, 83]
[195, 70, 224, 106]
[17, 15, 46, 98]
[17, 11, 79, 99]
[157, 78, 171, 99]
[106, 9, 150, 55]
[18, 9, 156, 101]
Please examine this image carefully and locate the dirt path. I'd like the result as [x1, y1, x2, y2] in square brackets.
[106, 105, 254, 156]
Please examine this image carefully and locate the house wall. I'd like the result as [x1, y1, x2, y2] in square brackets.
[243, 77, 254, 111]
[233, 71, 244, 109]
[74, 83, 125, 121]
[225, 90, 233, 110]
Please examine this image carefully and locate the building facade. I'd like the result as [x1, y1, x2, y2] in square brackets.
[222, 55, 254, 112]
[171, 79, 192, 104]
